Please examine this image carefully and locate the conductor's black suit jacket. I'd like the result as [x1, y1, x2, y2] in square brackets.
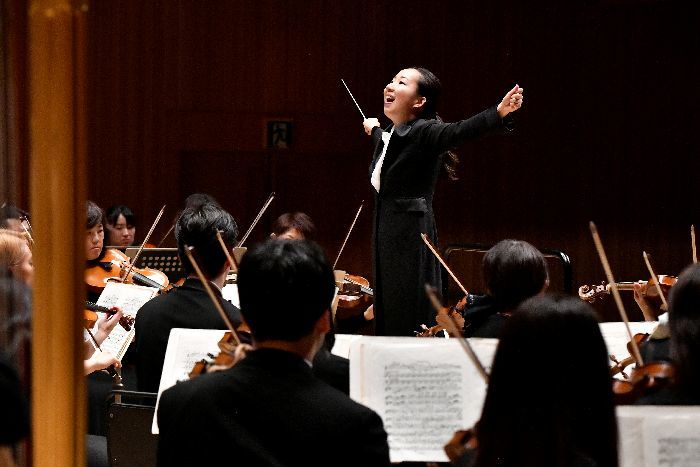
[157, 348, 391, 466]
[134, 278, 243, 392]
[370, 106, 511, 336]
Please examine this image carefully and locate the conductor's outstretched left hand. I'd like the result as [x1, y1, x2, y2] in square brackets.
[497, 84, 524, 118]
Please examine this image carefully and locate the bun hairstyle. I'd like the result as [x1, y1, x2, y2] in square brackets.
[412, 67, 460, 181]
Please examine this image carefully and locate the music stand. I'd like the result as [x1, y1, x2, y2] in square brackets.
[125, 248, 186, 283]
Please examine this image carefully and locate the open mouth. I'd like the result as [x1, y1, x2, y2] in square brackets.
[384, 95, 395, 104]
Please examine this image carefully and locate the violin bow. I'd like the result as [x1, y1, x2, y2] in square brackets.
[84, 327, 120, 378]
[20, 215, 35, 247]
[216, 230, 239, 273]
[236, 192, 275, 248]
[642, 251, 669, 310]
[420, 233, 469, 296]
[156, 223, 175, 248]
[184, 245, 241, 345]
[425, 284, 489, 383]
[340, 79, 367, 120]
[589, 222, 644, 367]
[121, 205, 166, 283]
[692, 225, 697, 264]
[332, 201, 364, 270]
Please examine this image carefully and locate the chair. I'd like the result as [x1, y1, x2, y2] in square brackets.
[441, 243, 572, 303]
[106, 390, 159, 467]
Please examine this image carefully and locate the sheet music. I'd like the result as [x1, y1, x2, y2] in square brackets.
[349, 336, 498, 463]
[151, 328, 227, 434]
[95, 282, 158, 360]
[331, 334, 362, 359]
[599, 321, 659, 378]
[618, 406, 700, 467]
[221, 283, 240, 308]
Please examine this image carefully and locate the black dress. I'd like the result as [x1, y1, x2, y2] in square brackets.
[370, 107, 511, 336]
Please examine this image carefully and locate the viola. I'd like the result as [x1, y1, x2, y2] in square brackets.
[85, 248, 170, 293]
[83, 300, 135, 331]
[578, 275, 677, 307]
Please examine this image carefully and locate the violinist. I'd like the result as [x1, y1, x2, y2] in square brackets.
[104, 204, 136, 248]
[0, 204, 29, 233]
[450, 295, 618, 467]
[634, 264, 700, 405]
[363, 67, 522, 336]
[440, 239, 548, 338]
[270, 211, 316, 240]
[157, 240, 390, 466]
[134, 202, 245, 392]
[0, 229, 33, 286]
[269, 214, 350, 393]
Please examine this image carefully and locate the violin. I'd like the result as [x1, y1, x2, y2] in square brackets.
[612, 360, 676, 405]
[578, 275, 677, 308]
[189, 324, 252, 378]
[85, 248, 170, 293]
[416, 295, 469, 337]
[83, 300, 135, 331]
[335, 272, 373, 319]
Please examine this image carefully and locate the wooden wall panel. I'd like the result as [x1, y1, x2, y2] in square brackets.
[86, 1, 700, 321]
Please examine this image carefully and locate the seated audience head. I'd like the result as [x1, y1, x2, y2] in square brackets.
[237, 240, 334, 351]
[483, 239, 549, 309]
[0, 230, 33, 286]
[86, 201, 105, 262]
[271, 212, 316, 241]
[475, 294, 617, 467]
[0, 205, 29, 233]
[668, 263, 700, 395]
[105, 205, 136, 247]
[175, 203, 237, 279]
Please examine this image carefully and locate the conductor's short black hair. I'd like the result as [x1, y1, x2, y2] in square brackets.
[483, 239, 548, 309]
[86, 201, 105, 230]
[175, 204, 238, 278]
[237, 240, 335, 342]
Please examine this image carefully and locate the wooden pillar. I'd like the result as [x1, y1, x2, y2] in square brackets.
[28, 0, 88, 465]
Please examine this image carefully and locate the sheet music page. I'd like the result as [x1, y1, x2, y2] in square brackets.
[151, 328, 227, 434]
[618, 406, 700, 467]
[221, 283, 240, 308]
[331, 334, 362, 359]
[95, 282, 158, 360]
[599, 321, 659, 378]
[349, 336, 498, 463]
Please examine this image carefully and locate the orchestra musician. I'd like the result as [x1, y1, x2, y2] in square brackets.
[438, 239, 548, 337]
[362, 67, 523, 336]
[0, 205, 29, 233]
[451, 295, 618, 467]
[157, 239, 390, 466]
[0, 229, 33, 286]
[270, 211, 316, 240]
[104, 204, 137, 248]
[635, 263, 700, 405]
[268, 213, 349, 393]
[134, 202, 245, 392]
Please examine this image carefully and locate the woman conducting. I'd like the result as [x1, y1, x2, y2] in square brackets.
[363, 67, 523, 336]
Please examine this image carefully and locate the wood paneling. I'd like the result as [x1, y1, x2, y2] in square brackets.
[86, 1, 700, 321]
